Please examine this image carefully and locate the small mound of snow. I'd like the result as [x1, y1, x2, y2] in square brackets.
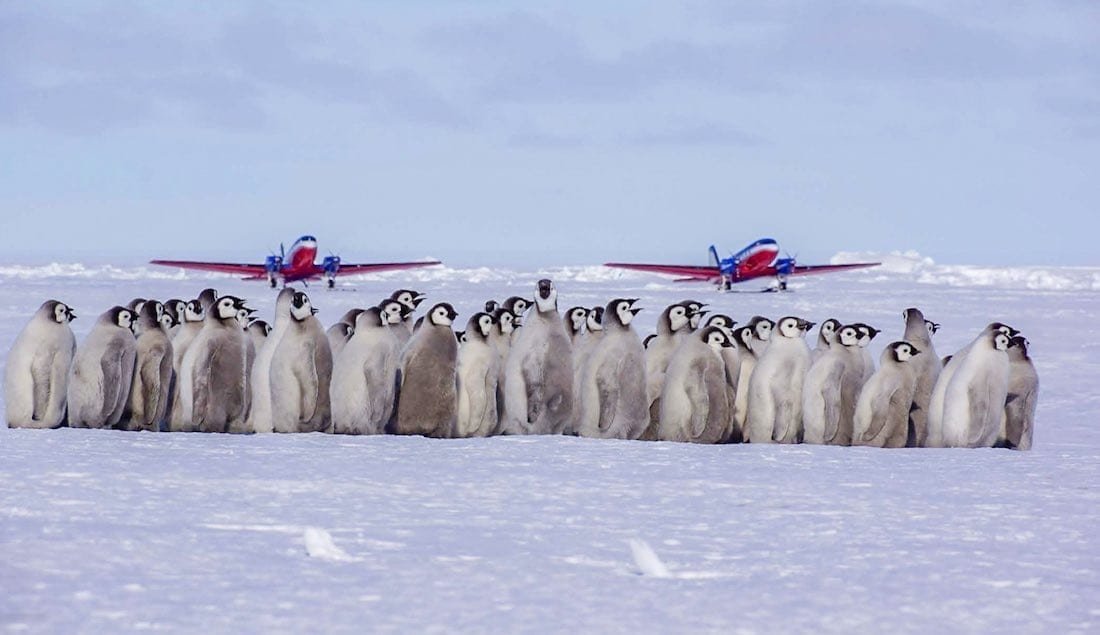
[831, 251, 1100, 291]
[831, 250, 934, 275]
[629, 539, 671, 578]
[303, 527, 358, 562]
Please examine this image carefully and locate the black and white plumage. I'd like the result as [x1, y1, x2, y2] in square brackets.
[577, 298, 647, 440]
[901, 308, 940, 447]
[68, 306, 137, 429]
[1000, 336, 1038, 451]
[853, 341, 922, 448]
[657, 326, 735, 444]
[454, 312, 500, 438]
[270, 291, 332, 433]
[745, 316, 814, 444]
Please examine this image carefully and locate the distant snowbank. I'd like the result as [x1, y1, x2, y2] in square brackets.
[2, 257, 1097, 291]
[831, 251, 1100, 291]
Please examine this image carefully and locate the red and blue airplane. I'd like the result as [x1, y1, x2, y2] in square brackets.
[605, 238, 879, 291]
[151, 235, 440, 288]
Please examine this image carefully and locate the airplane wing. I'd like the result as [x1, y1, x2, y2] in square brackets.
[148, 260, 267, 277]
[332, 260, 442, 276]
[603, 262, 720, 281]
[790, 262, 880, 276]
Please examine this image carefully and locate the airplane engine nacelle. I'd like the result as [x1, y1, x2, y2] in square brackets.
[775, 258, 796, 276]
[265, 255, 283, 273]
[322, 255, 341, 288]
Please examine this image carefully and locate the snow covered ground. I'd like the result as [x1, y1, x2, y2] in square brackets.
[2, 257, 1099, 633]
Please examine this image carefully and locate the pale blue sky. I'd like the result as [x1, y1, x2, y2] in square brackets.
[1, 1, 1096, 266]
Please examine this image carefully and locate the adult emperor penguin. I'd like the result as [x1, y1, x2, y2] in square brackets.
[454, 312, 500, 438]
[745, 316, 814, 444]
[501, 279, 574, 435]
[166, 299, 206, 431]
[802, 324, 865, 445]
[124, 300, 173, 432]
[331, 307, 401, 435]
[811, 318, 842, 364]
[852, 341, 922, 448]
[926, 322, 1019, 447]
[564, 306, 587, 344]
[658, 326, 735, 443]
[642, 302, 694, 439]
[5, 300, 77, 428]
[939, 330, 1014, 448]
[179, 295, 251, 433]
[999, 335, 1038, 450]
[393, 302, 459, 437]
[247, 288, 296, 434]
[269, 290, 333, 433]
[326, 322, 354, 359]
[901, 308, 941, 447]
[577, 298, 647, 440]
[67, 306, 137, 429]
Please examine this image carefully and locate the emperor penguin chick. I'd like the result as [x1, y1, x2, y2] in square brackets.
[67, 306, 137, 429]
[745, 316, 814, 444]
[703, 314, 741, 441]
[657, 326, 735, 444]
[247, 289, 295, 433]
[179, 295, 250, 433]
[851, 323, 881, 384]
[999, 336, 1038, 450]
[732, 317, 775, 437]
[454, 312, 500, 438]
[811, 318, 842, 364]
[940, 330, 1014, 448]
[577, 298, 647, 440]
[331, 307, 401, 435]
[246, 320, 271, 355]
[501, 280, 574, 435]
[326, 321, 354, 359]
[802, 324, 864, 446]
[393, 302, 459, 437]
[642, 302, 694, 439]
[901, 308, 940, 447]
[270, 291, 333, 433]
[563, 306, 587, 344]
[568, 305, 604, 434]
[926, 322, 1019, 447]
[389, 289, 426, 347]
[167, 299, 205, 432]
[5, 300, 77, 429]
[163, 299, 186, 339]
[852, 341, 922, 448]
[124, 301, 174, 432]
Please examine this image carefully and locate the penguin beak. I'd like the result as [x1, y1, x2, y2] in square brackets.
[311, 307, 319, 315]
[630, 307, 643, 316]
[799, 319, 815, 331]
[69, 312, 77, 321]
[448, 309, 459, 321]
[911, 346, 922, 356]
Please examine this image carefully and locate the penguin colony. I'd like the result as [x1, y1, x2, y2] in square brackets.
[4, 284, 1038, 450]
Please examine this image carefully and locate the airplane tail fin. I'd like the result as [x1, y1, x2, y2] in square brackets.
[708, 245, 720, 268]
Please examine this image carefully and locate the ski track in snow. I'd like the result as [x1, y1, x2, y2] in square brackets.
[1, 262, 1099, 633]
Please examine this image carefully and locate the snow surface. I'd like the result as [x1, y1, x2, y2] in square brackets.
[2, 259, 1099, 633]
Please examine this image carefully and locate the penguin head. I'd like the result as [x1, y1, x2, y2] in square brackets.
[340, 308, 365, 328]
[988, 322, 1020, 338]
[836, 325, 862, 347]
[490, 308, 514, 335]
[165, 299, 185, 321]
[41, 300, 75, 324]
[484, 300, 500, 314]
[852, 323, 880, 347]
[377, 299, 405, 326]
[566, 306, 588, 335]
[391, 289, 425, 311]
[735, 325, 755, 349]
[1009, 335, 1030, 358]
[607, 298, 641, 328]
[108, 306, 136, 333]
[704, 314, 737, 337]
[334, 322, 354, 339]
[819, 318, 841, 343]
[991, 331, 1012, 352]
[127, 298, 146, 315]
[184, 300, 204, 323]
[586, 306, 605, 332]
[215, 296, 247, 322]
[533, 279, 557, 312]
[902, 307, 925, 326]
[249, 319, 272, 337]
[160, 310, 177, 331]
[504, 296, 532, 316]
[890, 341, 921, 362]
[138, 300, 164, 326]
[776, 316, 810, 338]
[643, 333, 656, 349]
[925, 320, 941, 337]
[456, 330, 467, 344]
[465, 312, 494, 340]
[701, 326, 733, 352]
[289, 292, 316, 321]
[197, 288, 219, 312]
[750, 316, 774, 341]
[662, 303, 691, 334]
[428, 302, 458, 327]
[356, 307, 386, 330]
[680, 301, 707, 330]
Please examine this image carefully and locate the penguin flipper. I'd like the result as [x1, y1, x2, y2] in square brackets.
[30, 353, 52, 421]
[98, 342, 125, 424]
[596, 364, 619, 433]
[860, 384, 897, 444]
[965, 383, 991, 446]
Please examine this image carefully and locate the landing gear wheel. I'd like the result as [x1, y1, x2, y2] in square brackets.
[327, 278, 335, 289]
